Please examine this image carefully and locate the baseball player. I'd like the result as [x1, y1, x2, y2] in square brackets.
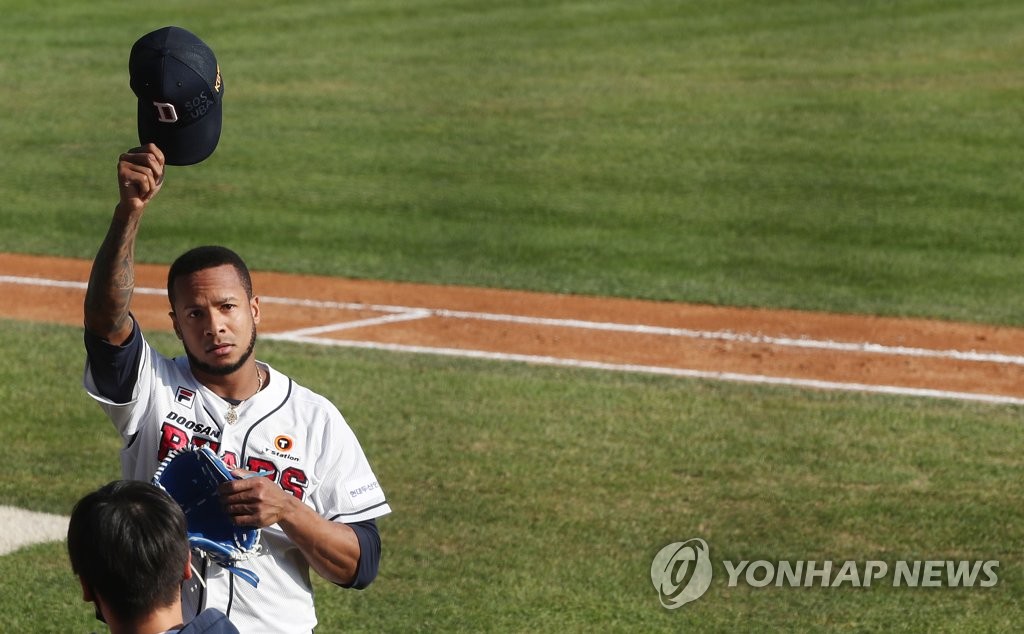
[82, 144, 391, 633]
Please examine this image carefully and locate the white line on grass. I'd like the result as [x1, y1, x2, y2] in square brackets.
[0, 506, 69, 555]
[5, 274, 1024, 405]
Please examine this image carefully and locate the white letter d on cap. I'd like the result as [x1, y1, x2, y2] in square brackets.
[153, 101, 178, 123]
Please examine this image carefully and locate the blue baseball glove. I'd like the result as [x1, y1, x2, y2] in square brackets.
[152, 445, 261, 587]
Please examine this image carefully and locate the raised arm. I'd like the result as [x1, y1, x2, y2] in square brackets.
[84, 144, 165, 345]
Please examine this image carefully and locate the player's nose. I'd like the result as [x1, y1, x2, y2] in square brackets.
[204, 313, 228, 335]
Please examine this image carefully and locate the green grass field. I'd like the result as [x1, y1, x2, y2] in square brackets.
[2, 1, 1024, 632]
[4, 0, 1024, 322]
[0, 322, 1021, 632]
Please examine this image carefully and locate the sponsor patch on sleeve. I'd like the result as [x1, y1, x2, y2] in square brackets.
[345, 475, 385, 507]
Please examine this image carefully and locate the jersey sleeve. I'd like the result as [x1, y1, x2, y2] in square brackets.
[83, 317, 143, 403]
[311, 403, 391, 525]
[340, 518, 381, 590]
[82, 317, 158, 440]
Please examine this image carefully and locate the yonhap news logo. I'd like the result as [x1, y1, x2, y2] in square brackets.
[650, 538, 714, 609]
[651, 537, 999, 609]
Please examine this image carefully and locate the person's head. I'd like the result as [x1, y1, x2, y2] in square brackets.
[166, 246, 260, 378]
[67, 480, 191, 622]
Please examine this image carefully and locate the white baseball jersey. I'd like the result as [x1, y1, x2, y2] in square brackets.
[84, 329, 391, 633]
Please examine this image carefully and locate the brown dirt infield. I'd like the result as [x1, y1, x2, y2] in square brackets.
[3, 252, 1024, 403]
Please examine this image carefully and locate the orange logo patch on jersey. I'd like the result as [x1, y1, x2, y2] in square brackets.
[274, 435, 294, 452]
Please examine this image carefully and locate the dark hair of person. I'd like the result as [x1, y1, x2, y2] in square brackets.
[67, 480, 189, 621]
[167, 245, 253, 306]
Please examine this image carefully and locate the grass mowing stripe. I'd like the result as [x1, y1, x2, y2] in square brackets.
[3, 2, 1024, 322]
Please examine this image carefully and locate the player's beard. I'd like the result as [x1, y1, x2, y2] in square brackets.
[186, 325, 258, 377]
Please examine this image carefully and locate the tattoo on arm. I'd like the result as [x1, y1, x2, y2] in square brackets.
[84, 214, 140, 340]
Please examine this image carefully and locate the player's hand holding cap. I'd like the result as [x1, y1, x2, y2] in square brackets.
[129, 26, 224, 166]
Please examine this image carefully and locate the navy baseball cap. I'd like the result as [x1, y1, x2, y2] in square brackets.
[129, 26, 224, 166]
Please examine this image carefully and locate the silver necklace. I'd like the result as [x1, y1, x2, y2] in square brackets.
[225, 367, 263, 425]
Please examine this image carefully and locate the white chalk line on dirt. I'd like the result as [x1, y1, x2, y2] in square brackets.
[263, 334, 1024, 406]
[280, 310, 433, 338]
[4, 274, 1024, 406]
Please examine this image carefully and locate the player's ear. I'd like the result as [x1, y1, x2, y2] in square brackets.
[183, 552, 193, 581]
[250, 296, 260, 325]
[169, 311, 183, 340]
